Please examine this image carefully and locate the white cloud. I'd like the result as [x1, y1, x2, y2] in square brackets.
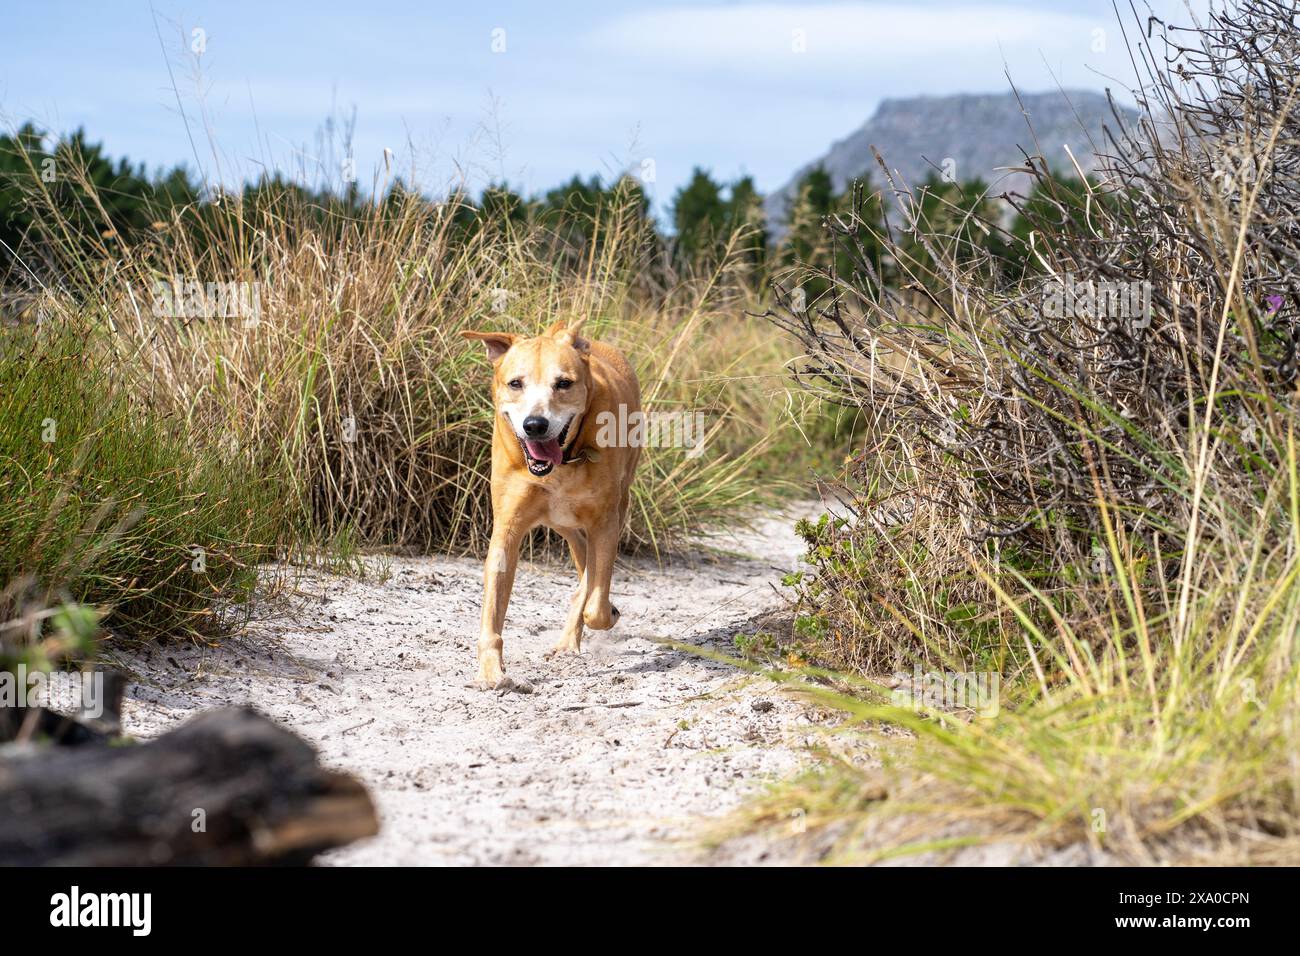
[584, 3, 1104, 77]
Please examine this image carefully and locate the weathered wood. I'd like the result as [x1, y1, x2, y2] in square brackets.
[0, 668, 126, 744]
[0, 705, 110, 746]
[77, 668, 128, 734]
[0, 706, 378, 865]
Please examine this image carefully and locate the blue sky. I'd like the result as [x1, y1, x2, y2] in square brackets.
[0, 1, 1208, 215]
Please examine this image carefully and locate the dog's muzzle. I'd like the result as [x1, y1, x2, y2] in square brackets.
[514, 414, 576, 477]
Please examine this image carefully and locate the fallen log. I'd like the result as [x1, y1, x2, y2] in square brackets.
[0, 669, 126, 745]
[0, 706, 378, 865]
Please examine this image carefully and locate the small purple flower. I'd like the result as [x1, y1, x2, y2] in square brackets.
[1265, 294, 1284, 314]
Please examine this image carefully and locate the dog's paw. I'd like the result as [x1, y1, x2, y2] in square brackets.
[476, 651, 505, 686]
[583, 603, 620, 630]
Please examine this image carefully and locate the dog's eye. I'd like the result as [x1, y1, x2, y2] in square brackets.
[555, 378, 573, 390]
[508, 378, 523, 390]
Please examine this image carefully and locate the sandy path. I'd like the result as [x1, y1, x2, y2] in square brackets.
[119, 508, 823, 865]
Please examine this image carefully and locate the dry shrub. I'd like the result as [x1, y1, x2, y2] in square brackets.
[755, 0, 1300, 862]
[775, 0, 1300, 665]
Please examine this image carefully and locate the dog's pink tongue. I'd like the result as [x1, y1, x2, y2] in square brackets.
[525, 438, 563, 465]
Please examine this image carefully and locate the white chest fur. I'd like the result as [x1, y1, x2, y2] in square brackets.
[544, 492, 583, 530]
[538, 476, 600, 531]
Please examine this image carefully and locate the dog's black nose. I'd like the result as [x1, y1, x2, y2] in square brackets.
[522, 416, 549, 438]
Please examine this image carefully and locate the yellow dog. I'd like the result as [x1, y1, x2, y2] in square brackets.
[462, 319, 641, 690]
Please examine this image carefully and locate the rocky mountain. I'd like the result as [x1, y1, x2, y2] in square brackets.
[765, 89, 1138, 229]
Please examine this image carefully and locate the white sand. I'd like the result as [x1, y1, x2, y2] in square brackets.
[119, 508, 827, 865]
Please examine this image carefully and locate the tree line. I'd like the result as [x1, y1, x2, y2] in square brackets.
[0, 121, 1086, 295]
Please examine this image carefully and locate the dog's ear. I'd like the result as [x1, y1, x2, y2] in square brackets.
[559, 331, 591, 354]
[461, 330, 516, 362]
[547, 318, 590, 354]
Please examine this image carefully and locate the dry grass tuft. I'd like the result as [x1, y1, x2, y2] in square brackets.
[744, 0, 1300, 864]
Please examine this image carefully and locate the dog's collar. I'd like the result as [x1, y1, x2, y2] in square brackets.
[560, 412, 589, 465]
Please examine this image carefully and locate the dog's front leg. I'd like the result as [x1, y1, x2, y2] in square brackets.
[477, 521, 525, 688]
[549, 529, 588, 656]
[582, 515, 621, 631]
[551, 570, 588, 655]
